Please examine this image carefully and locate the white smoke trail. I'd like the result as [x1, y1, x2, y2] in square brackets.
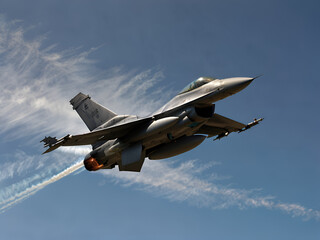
[0, 160, 84, 213]
[0, 147, 91, 213]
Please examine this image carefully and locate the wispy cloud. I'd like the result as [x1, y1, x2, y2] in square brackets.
[100, 159, 320, 221]
[1, 149, 319, 220]
[0, 15, 168, 212]
[0, 16, 169, 141]
[0, 15, 319, 221]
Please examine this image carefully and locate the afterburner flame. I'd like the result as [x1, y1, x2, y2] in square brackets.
[84, 157, 103, 171]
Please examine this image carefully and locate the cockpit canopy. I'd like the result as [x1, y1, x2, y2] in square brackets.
[179, 77, 217, 94]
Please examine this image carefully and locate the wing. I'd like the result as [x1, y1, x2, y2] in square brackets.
[196, 113, 246, 138]
[41, 117, 152, 154]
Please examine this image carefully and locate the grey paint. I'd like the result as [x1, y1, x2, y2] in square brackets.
[148, 135, 206, 160]
[70, 92, 117, 131]
[41, 76, 263, 172]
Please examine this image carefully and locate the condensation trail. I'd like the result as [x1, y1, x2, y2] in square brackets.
[0, 160, 84, 213]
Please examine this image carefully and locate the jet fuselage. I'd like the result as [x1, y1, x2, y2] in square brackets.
[41, 76, 262, 172]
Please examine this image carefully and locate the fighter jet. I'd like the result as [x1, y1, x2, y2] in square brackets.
[41, 76, 263, 172]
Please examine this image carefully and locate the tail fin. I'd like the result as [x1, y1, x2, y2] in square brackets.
[70, 92, 117, 131]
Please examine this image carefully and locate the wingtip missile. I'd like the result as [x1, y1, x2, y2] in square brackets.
[238, 118, 264, 133]
[40, 136, 58, 148]
[41, 134, 72, 154]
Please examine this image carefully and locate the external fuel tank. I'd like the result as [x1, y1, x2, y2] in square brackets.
[148, 135, 206, 160]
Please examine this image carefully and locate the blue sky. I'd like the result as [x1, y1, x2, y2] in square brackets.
[0, 0, 319, 239]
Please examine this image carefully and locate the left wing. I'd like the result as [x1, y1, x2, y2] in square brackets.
[41, 117, 152, 154]
[197, 114, 263, 140]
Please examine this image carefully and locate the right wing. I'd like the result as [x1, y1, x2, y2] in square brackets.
[196, 114, 263, 140]
[205, 113, 246, 132]
[41, 117, 152, 154]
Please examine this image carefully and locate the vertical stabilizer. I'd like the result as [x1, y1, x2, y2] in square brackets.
[70, 92, 117, 131]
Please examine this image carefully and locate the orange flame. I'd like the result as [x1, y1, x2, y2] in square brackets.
[83, 157, 103, 171]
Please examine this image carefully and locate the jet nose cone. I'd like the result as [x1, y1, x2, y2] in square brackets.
[224, 77, 254, 94]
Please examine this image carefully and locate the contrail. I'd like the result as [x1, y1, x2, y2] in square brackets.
[0, 160, 84, 213]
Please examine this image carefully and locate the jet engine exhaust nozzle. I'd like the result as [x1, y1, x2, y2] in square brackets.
[84, 157, 103, 171]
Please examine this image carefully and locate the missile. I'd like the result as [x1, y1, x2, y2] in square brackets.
[41, 134, 72, 154]
[126, 117, 179, 142]
[40, 136, 58, 147]
[213, 131, 229, 141]
[238, 118, 264, 133]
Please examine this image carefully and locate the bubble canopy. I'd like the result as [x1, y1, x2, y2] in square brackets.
[179, 77, 217, 94]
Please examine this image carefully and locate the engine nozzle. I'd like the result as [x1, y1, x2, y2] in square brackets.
[84, 157, 103, 171]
